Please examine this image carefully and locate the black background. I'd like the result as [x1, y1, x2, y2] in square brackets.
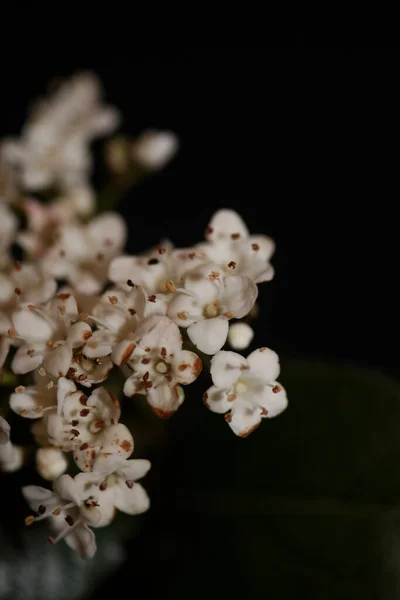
[1, 49, 399, 598]
[1, 48, 398, 375]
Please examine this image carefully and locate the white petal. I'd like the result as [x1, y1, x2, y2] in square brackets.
[112, 339, 136, 365]
[203, 385, 231, 414]
[11, 344, 44, 374]
[53, 474, 82, 505]
[223, 275, 258, 319]
[228, 400, 262, 437]
[210, 350, 248, 388]
[24, 278, 58, 305]
[99, 424, 134, 459]
[108, 255, 136, 286]
[123, 372, 144, 397]
[9, 388, 52, 419]
[22, 485, 56, 511]
[188, 316, 228, 355]
[12, 307, 53, 342]
[247, 347, 280, 382]
[183, 264, 224, 303]
[248, 234, 275, 261]
[166, 292, 202, 327]
[64, 523, 97, 559]
[206, 209, 249, 240]
[67, 322, 92, 348]
[43, 343, 72, 378]
[175, 350, 202, 385]
[114, 481, 150, 515]
[258, 382, 288, 418]
[120, 458, 151, 481]
[135, 315, 182, 357]
[83, 330, 114, 358]
[57, 377, 77, 414]
[88, 386, 120, 423]
[88, 212, 127, 250]
[147, 382, 183, 417]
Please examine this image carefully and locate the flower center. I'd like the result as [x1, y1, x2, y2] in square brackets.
[155, 360, 169, 374]
[203, 300, 221, 319]
[234, 378, 248, 395]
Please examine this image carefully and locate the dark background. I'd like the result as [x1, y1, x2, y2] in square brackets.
[1, 49, 400, 599]
[1, 48, 398, 375]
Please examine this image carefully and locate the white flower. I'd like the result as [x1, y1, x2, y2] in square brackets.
[123, 315, 202, 417]
[10, 293, 92, 378]
[4, 72, 119, 191]
[0, 417, 24, 472]
[228, 322, 254, 350]
[204, 348, 288, 437]
[73, 454, 151, 526]
[132, 130, 179, 170]
[44, 381, 133, 471]
[167, 263, 258, 354]
[41, 212, 126, 295]
[22, 474, 102, 559]
[36, 447, 68, 481]
[17, 189, 95, 259]
[197, 209, 275, 283]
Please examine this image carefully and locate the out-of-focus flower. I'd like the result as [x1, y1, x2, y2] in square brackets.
[36, 447, 68, 481]
[167, 263, 258, 354]
[3, 72, 119, 191]
[228, 321, 254, 350]
[41, 212, 126, 295]
[204, 348, 288, 437]
[0, 145, 18, 205]
[132, 130, 179, 170]
[22, 474, 102, 559]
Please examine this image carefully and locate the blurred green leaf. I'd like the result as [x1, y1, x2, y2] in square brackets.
[115, 359, 400, 600]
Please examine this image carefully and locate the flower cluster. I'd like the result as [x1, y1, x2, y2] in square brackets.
[0, 72, 288, 559]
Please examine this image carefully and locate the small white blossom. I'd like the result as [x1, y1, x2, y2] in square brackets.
[197, 209, 275, 283]
[132, 130, 179, 170]
[204, 348, 288, 437]
[36, 447, 68, 481]
[167, 263, 258, 354]
[73, 454, 151, 526]
[22, 474, 102, 559]
[228, 322, 254, 350]
[123, 315, 202, 417]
